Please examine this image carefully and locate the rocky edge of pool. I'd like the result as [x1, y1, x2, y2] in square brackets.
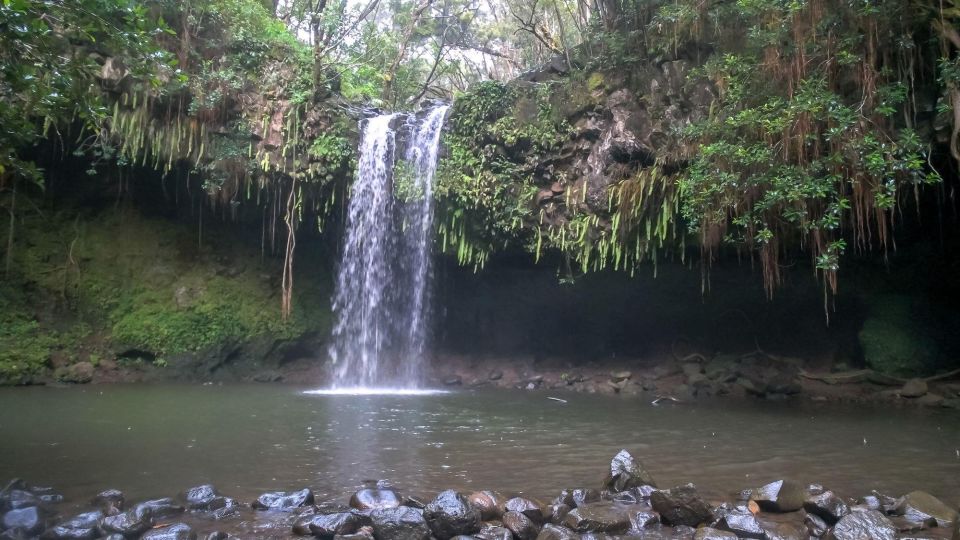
[2, 450, 958, 540]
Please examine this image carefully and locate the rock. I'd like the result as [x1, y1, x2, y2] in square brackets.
[629, 510, 659, 529]
[183, 485, 219, 510]
[92, 489, 125, 513]
[900, 379, 929, 398]
[2, 506, 44, 535]
[803, 491, 850, 524]
[693, 527, 736, 540]
[38, 494, 63, 504]
[803, 511, 828, 537]
[133, 498, 185, 519]
[503, 511, 541, 540]
[444, 376, 463, 386]
[761, 521, 806, 540]
[141, 523, 196, 540]
[208, 497, 241, 520]
[610, 371, 632, 382]
[474, 524, 512, 540]
[253, 488, 314, 511]
[43, 511, 102, 540]
[2, 490, 39, 511]
[649, 484, 712, 527]
[548, 504, 571, 525]
[307, 512, 369, 538]
[751, 479, 806, 512]
[351, 489, 401, 512]
[467, 491, 503, 520]
[369, 506, 431, 540]
[204, 533, 229, 540]
[561, 502, 631, 534]
[55, 362, 94, 384]
[894, 491, 957, 527]
[555, 489, 600, 508]
[99, 506, 153, 537]
[488, 370, 503, 381]
[717, 510, 765, 539]
[423, 490, 480, 538]
[831, 510, 897, 540]
[917, 392, 945, 407]
[536, 524, 580, 540]
[602, 449, 656, 492]
[505, 497, 544, 523]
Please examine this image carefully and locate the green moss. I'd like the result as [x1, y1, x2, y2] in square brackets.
[0, 284, 57, 384]
[858, 294, 938, 377]
[587, 72, 607, 92]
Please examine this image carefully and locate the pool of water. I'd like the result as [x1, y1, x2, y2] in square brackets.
[0, 384, 958, 535]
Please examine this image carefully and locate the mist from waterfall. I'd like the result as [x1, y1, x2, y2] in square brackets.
[327, 106, 449, 389]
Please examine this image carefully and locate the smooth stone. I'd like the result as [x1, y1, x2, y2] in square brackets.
[803, 491, 850, 524]
[900, 379, 929, 398]
[183, 485, 220, 510]
[99, 506, 153, 537]
[561, 503, 631, 534]
[505, 497, 544, 523]
[894, 491, 958, 527]
[693, 527, 736, 540]
[133, 498, 186, 519]
[831, 510, 897, 540]
[253, 488, 314, 511]
[650, 484, 712, 527]
[718, 510, 765, 539]
[503, 511, 541, 540]
[474, 524, 512, 540]
[751, 479, 806, 512]
[2, 506, 44, 535]
[3, 490, 40, 511]
[41, 511, 103, 540]
[92, 489, 125, 513]
[369, 506, 431, 540]
[603, 450, 656, 492]
[308, 512, 369, 539]
[468, 491, 504, 520]
[141, 523, 196, 540]
[351, 489, 401, 512]
[424, 490, 481, 538]
[535, 524, 580, 540]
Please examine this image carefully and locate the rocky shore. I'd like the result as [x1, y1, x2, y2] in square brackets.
[3, 450, 957, 540]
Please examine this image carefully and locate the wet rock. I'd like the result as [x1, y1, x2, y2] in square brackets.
[93, 489, 125, 513]
[369, 506, 431, 540]
[351, 489, 401, 512]
[751, 480, 806, 512]
[555, 489, 600, 509]
[649, 484, 712, 527]
[133, 498, 185, 519]
[2, 506, 44, 535]
[761, 521, 806, 540]
[208, 497, 241, 520]
[894, 491, 957, 527]
[503, 511, 541, 540]
[548, 504, 571, 525]
[831, 510, 897, 540]
[401, 496, 427, 510]
[474, 524, 512, 540]
[335, 526, 375, 540]
[42, 511, 102, 540]
[803, 491, 850, 524]
[693, 527, 736, 540]
[2, 490, 40, 511]
[505, 497, 544, 523]
[629, 510, 659, 529]
[38, 494, 63, 504]
[254, 488, 315, 511]
[424, 490, 480, 538]
[536, 524, 580, 540]
[467, 491, 503, 520]
[99, 506, 153, 537]
[183, 485, 219, 510]
[717, 510, 765, 539]
[204, 533, 228, 540]
[141, 523, 196, 540]
[900, 379, 929, 398]
[803, 511, 829, 537]
[307, 512, 369, 539]
[561, 502, 631, 534]
[602, 450, 656, 492]
[889, 514, 935, 533]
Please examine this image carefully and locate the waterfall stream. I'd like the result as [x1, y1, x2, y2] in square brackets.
[327, 106, 449, 389]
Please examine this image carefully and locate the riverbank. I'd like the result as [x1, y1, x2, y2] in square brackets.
[2, 449, 957, 539]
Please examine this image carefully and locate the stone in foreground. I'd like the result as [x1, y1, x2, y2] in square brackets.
[141, 523, 196, 540]
[831, 509, 897, 540]
[369, 506, 431, 540]
[350, 489, 401, 511]
[751, 479, 806, 512]
[253, 488, 314, 511]
[423, 490, 480, 538]
[603, 449, 656, 492]
[893, 490, 957, 527]
[650, 484, 712, 527]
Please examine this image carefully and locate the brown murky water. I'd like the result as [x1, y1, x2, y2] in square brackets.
[0, 384, 958, 537]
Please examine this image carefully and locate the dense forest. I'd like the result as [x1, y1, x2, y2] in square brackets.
[3, 0, 960, 387]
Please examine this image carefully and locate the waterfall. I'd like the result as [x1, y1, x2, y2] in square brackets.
[327, 106, 449, 389]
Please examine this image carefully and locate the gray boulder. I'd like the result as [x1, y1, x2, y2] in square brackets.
[649, 484, 712, 527]
[831, 510, 897, 540]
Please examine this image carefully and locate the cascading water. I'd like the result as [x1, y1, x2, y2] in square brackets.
[326, 106, 449, 390]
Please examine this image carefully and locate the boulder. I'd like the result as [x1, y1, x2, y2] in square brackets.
[717, 510, 765, 539]
[141, 523, 196, 540]
[629, 510, 659, 529]
[351, 489, 401, 512]
[307, 512, 369, 539]
[548, 503, 571, 525]
[803, 491, 850, 524]
[2, 506, 44, 536]
[602, 450, 656, 492]
[831, 510, 897, 540]
[900, 379, 929, 398]
[803, 511, 828, 537]
[505, 497, 544, 523]
[561, 503, 631, 534]
[555, 489, 600, 509]
[99, 506, 153, 537]
[42, 510, 102, 540]
[369, 506, 431, 540]
[132, 498, 185, 519]
[423, 490, 480, 538]
[535, 524, 580, 540]
[649, 484, 712, 527]
[751, 480, 806, 512]
[693, 527, 736, 540]
[467, 491, 503, 520]
[253, 489, 314, 511]
[894, 491, 957, 527]
[92, 489, 125, 513]
[503, 511, 541, 540]
[2, 490, 40, 511]
[183, 485, 219, 510]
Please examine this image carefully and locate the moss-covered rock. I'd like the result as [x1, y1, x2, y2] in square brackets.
[858, 294, 938, 377]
